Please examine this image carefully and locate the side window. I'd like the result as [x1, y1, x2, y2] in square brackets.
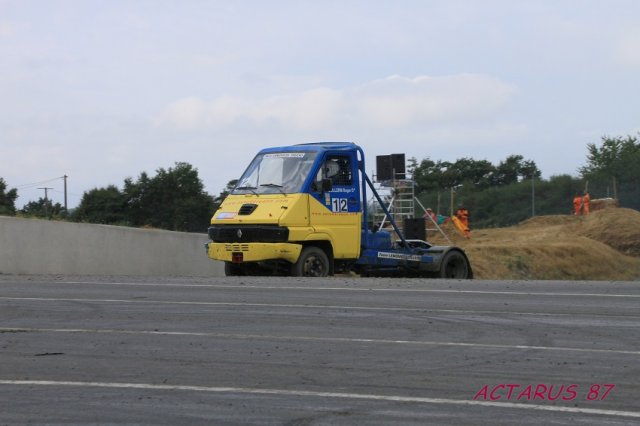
[323, 155, 352, 186]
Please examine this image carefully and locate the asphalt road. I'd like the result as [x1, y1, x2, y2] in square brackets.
[1, 275, 639, 425]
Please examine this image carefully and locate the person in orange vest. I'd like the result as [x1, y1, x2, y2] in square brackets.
[582, 191, 591, 215]
[573, 193, 582, 216]
[455, 204, 471, 239]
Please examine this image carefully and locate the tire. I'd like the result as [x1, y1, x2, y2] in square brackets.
[439, 250, 471, 279]
[292, 246, 330, 277]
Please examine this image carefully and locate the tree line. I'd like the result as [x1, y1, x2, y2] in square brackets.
[413, 134, 640, 228]
[0, 162, 216, 233]
[1, 133, 638, 230]
[410, 154, 541, 193]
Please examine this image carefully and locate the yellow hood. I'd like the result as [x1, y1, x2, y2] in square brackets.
[211, 194, 310, 226]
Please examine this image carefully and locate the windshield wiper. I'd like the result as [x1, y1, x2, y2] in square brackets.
[260, 183, 286, 194]
[235, 186, 258, 194]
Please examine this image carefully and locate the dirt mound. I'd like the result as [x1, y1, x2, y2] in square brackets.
[464, 239, 640, 281]
[579, 208, 640, 256]
[513, 208, 640, 256]
[427, 207, 640, 281]
[519, 214, 578, 228]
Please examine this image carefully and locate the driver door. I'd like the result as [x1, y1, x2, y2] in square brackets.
[308, 152, 361, 259]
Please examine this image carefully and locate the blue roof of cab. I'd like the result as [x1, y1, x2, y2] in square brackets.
[259, 142, 357, 154]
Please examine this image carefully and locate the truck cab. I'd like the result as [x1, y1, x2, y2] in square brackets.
[207, 142, 472, 278]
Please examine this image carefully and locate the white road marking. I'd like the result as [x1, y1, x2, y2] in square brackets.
[48, 280, 640, 298]
[2, 327, 639, 356]
[0, 380, 638, 418]
[2, 295, 637, 319]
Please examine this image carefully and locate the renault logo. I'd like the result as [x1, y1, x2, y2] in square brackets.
[237, 229, 243, 239]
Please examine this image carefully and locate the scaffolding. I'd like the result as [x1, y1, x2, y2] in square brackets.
[370, 179, 452, 244]
[371, 179, 415, 229]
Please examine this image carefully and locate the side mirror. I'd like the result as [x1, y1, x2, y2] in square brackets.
[322, 178, 333, 192]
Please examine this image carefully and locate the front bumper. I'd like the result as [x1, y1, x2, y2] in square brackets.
[207, 242, 303, 264]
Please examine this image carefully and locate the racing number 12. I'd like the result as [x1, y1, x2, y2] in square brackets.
[331, 198, 348, 212]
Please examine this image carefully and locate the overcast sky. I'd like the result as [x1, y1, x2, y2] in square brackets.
[1, 0, 639, 208]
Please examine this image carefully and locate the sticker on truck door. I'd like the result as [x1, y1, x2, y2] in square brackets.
[331, 198, 348, 212]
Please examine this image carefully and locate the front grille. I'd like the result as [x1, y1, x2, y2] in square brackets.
[224, 244, 249, 252]
[208, 225, 289, 243]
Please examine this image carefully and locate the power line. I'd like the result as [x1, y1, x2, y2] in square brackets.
[14, 176, 70, 213]
[50, 188, 82, 198]
[15, 176, 65, 189]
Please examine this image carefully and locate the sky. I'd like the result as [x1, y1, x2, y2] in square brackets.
[1, 0, 639, 208]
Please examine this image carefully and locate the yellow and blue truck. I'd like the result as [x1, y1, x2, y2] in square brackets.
[206, 142, 472, 278]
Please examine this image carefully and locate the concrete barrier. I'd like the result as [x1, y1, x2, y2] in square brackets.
[0, 216, 224, 276]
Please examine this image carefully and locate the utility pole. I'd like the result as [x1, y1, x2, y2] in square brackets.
[450, 187, 454, 217]
[37, 187, 53, 217]
[63, 175, 68, 212]
[38, 187, 52, 201]
[531, 176, 535, 217]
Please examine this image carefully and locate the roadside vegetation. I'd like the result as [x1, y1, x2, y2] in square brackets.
[429, 207, 640, 281]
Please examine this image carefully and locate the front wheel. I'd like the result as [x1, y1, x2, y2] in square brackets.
[292, 247, 330, 277]
[439, 250, 472, 279]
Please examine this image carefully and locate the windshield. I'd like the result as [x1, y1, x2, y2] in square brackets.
[232, 151, 318, 194]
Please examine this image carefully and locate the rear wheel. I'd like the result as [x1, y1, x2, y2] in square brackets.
[439, 250, 472, 279]
[292, 246, 330, 277]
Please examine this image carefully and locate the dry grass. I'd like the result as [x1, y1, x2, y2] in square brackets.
[427, 207, 640, 281]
